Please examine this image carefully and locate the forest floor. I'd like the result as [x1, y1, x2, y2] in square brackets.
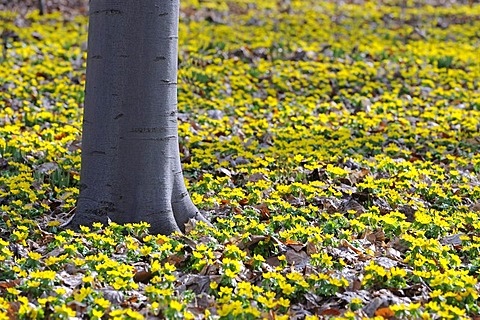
[1, 0, 480, 319]
[0, 0, 87, 15]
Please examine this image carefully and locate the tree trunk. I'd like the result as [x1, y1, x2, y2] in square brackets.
[67, 0, 206, 234]
[38, 0, 45, 15]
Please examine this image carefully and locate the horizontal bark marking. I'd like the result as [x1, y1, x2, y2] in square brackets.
[159, 12, 169, 16]
[90, 150, 106, 155]
[78, 194, 97, 200]
[114, 113, 124, 120]
[129, 127, 175, 133]
[121, 136, 176, 141]
[154, 56, 167, 61]
[90, 55, 103, 60]
[91, 9, 123, 16]
[137, 136, 176, 141]
[157, 36, 178, 40]
[171, 192, 189, 202]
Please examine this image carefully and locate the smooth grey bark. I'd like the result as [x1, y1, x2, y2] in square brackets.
[38, 0, 45, 15]
[68, 0, 207, 234]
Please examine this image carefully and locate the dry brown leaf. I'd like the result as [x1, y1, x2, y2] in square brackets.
[340, 239, 364, 254]
[338, 199, 366, 215]
[167, 253, 187, 266]
[184, 219, 197, 234]
[249, 172, 268, 182]
[285, 249, 310, 268]
[320, 308, 342, 316]
[282, 239, 303, 246]
[306, 241, 318, 255]
[238, 198, 249, 206]
[471, 202, 480, 212]
[100, 289, 124, 305]
[7, 302, 20, 320]
[441, 233, 465, 246]
[349, 168, 370, 184]
[177, 274, 211, 294]
[385, 247, 402, 260]
[375, 307, 395, 318]
[363, 297, 386, 317]
[237, 235, 268, 250]
[133, 270, 153, 284]
[266, 256, 281, 267]
[0, 279, 21, 289]
[256, 203, 271, 220]
[60, 271, 84, 287]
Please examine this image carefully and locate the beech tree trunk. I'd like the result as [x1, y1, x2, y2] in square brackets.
[38, 0, 45, 15]
[68, 0, 206, 234]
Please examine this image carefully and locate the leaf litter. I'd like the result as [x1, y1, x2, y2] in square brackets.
[0, 0, 480, 319]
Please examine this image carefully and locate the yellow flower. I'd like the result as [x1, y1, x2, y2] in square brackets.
[94, 297, 111, 309]
[91, 309, 104, 318]
[169, 300, 183, 312]
[54, 304, 76, 317]
[27, 251, 42, 260]
[277, 297, 290, 308]
[54, 288, 66, 295]
[74, 287, 93, 302]
[279, 282, 295, 295]
[139, 246, 152, 256]
[253, 254, 265, 262]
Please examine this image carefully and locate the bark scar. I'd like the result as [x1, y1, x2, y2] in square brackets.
[90, 150, 106, 155]
[92, 10, 123, 16]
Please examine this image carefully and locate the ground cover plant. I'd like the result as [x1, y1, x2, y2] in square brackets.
[1, 0, 480, 318]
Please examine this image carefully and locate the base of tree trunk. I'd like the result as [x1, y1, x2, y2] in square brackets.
[66, 0, 211, 235]
[38, 0, 45, 14]
[65, 196, 210, 235]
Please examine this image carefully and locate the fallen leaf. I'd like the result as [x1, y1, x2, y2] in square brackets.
[133, 270, 153, 284]
[266, 256, 281, 267]
[285, 249, 310, 268]
[167, 253, 187, 266]
[441, 233, 465, 246]
[256, 203, 271, 220]
[320, 308, 341, 316]
[375, 307, 395, 318]
[100, 289, 124, 305]
[471, 202, 480, 212]
[0, 279, 21, 289]
[385, 247, 402, 260]
[306, 241, 318, 255]
[363, 297, 386, 317]
[282, 239, 303, 246]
